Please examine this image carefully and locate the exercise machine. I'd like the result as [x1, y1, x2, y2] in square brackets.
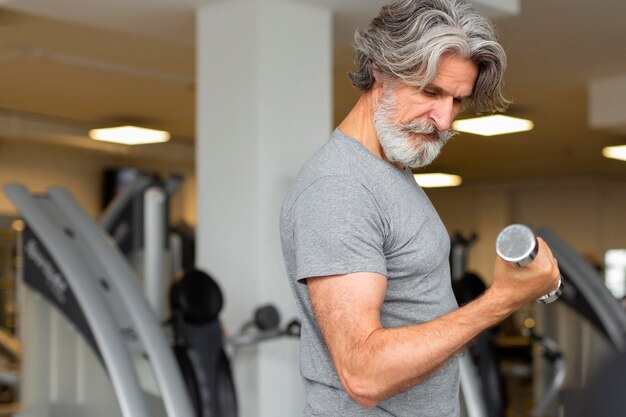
[5, 183, 195, 417]
[7, 179, 301, 417]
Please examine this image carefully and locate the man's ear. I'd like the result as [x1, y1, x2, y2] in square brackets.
[369, 65, 388, 103]
[371, 67, 386, 97]
[371, 66, 384, 86]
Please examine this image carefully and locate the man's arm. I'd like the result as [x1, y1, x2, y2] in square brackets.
[307, 238, 560, 408]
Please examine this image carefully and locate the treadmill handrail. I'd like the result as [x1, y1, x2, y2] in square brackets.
[4, 184, 151, 417]
[49, 187, 195, 417]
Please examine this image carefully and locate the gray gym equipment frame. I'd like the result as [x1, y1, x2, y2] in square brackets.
[459, 353, 488, 417]
[100, 173, 154, 232]
[143, 186, 167, 318]
[100, 173, 182, 319]
[538, 228, 626, 352]
[530, 333, 566, 417]
[5, 184, 195, 417]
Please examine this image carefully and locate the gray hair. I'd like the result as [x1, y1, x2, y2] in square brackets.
[349, 0, 509, 113]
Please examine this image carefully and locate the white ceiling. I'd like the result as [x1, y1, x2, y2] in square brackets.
[1, 0, 626, 181]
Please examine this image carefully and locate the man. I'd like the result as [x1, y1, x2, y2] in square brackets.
[280, 1, 560, 416]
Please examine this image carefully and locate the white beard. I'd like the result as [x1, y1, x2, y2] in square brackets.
[374, 88, 457, 169]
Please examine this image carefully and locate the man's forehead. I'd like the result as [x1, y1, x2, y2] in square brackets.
[429, 56, 479, 97]
[426, 82, 474, 100]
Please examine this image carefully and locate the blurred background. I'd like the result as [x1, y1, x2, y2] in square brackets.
[0, 0, 626, 416]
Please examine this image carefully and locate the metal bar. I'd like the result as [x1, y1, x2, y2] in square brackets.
[169, 232, 183, 279]
[459, 352, 487, 417]
[100, 173, 153, 232]
[48, 186, 195, 417]
[144, 187, 166, 318]
[532, 357, 566, 417]
[4, 184, 151, 417]
[0, 370, 19, 387]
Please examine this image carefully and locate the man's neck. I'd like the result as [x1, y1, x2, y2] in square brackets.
[338, 91, 382, 157]
[338, 91, 403, 169]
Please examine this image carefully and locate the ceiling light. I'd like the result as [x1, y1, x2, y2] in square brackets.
[452, 115, 534, 136]
[603, 145, 626, 161]
[89, 126, 170, 145]
[414, 173, 462, 188]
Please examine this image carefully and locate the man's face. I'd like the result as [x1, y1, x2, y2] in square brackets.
[374, 54, 479, 169]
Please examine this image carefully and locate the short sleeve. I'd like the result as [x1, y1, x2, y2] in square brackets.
[292, 175, 387, 282]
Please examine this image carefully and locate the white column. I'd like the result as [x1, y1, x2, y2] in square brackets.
[196, 1, 332, 416]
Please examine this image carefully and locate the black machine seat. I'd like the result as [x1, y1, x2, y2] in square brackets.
[170, 269, 237, 417]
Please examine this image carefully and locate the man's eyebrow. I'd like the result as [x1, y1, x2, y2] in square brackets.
[425, 83, 473, 100]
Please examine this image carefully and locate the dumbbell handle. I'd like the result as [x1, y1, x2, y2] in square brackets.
[496, 224, 563, 304]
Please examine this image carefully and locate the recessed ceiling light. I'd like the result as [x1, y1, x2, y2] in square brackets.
[602, 145, 626, 161]
[89, 126, 170, 145]
[414, 173, 462, 188]
[452, 115, 534, 136]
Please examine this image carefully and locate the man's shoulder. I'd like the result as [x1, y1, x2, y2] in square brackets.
[300, 129, 352, 173]
[282, 172, 369, 219]
[284, 132, 358, 198]
[293, 129, 387, 189]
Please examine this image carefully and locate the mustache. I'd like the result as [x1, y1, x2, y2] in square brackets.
[398, 119, 457, 142]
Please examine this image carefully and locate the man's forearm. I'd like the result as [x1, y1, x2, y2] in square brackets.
[339, 287, 515, 407]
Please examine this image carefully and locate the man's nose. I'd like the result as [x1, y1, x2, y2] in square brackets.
[428, 97, 456, 131]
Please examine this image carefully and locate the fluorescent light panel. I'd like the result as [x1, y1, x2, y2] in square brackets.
[414, 173, 462, 188]
[89, 126, 170, 145]
[603, 145, 626, 161]
[452, 115, 533, 136]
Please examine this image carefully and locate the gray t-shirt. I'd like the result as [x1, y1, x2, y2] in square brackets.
[280, 129, 460, 417]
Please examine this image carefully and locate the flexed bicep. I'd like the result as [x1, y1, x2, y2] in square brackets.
[307, 272, 387, 407]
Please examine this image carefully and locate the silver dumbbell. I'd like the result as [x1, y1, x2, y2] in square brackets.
[496, 224, 563, 304]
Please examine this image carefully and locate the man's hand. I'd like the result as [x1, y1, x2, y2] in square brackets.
[489, 237, 561, 309]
